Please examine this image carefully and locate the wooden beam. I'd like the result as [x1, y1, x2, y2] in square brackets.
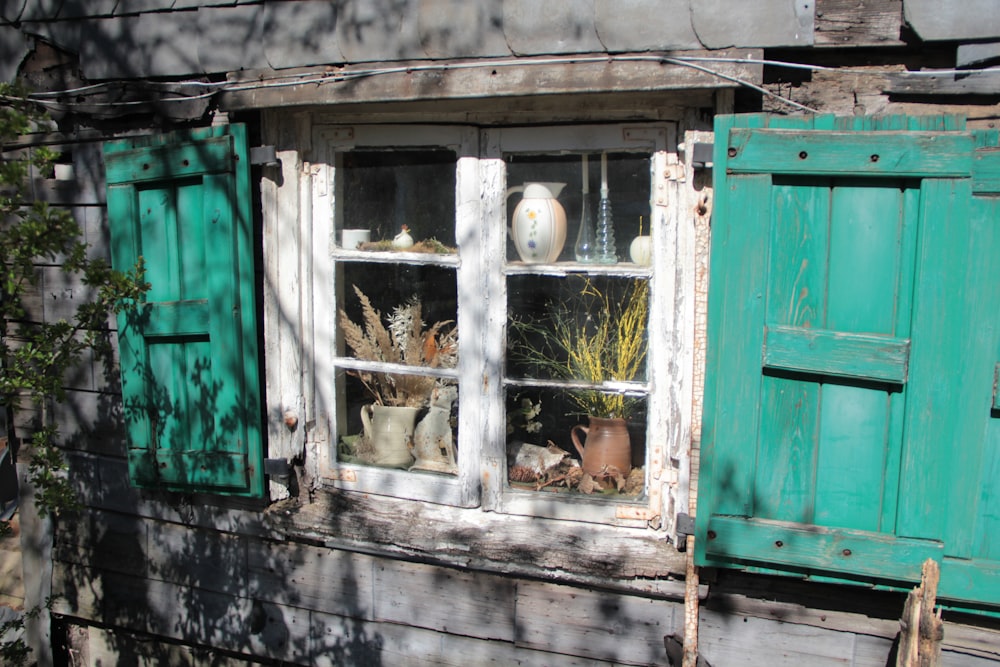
[265, 491, 689, 591]
[884, 70, 1000, 96]
[896, 559, 944, 667]
[219, 51, 763, 111]
[814, 0, 904, 47]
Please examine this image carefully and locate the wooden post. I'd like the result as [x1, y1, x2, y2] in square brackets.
[682, 535, 699, 667]
[897, 559, 944, 667]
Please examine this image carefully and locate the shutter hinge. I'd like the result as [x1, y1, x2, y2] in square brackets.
[264, 457, 290, 477]
[250, 145, 278, 166]
[675, 512, 695, 550]
[679, 140, 714, 168]
[993, 362, 1000, 411]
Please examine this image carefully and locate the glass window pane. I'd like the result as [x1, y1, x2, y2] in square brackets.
[507, 274, 650, 387]
[335, 260, 458, 474]
[506, 387, 647, 498]
[505, 272, 650, 498]
[504, 152, 650, 264]
[340, 149, 457, 250]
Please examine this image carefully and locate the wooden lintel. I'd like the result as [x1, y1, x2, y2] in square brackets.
[219, 50, 763, 111]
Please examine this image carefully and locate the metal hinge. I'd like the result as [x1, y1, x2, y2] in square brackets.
[264, 457, 290, 477]
[250, 145, 278, 166]
[675, 512, 695, 550]
[679, 140, 714, 168]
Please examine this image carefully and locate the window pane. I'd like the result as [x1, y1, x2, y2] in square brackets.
[506, 387, 647, 498]
[335, 262, 458, 474]
[340, 149, 457, 250]
[507, 274, 649, 386]
[506, 272, 650, 498]
[504, 152, 650, 264]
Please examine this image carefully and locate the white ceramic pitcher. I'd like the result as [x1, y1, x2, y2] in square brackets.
[360, 405, 418, 468]
[507, 182, 567, 263]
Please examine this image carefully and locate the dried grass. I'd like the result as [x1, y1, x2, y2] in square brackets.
[339, 285, 458, 408]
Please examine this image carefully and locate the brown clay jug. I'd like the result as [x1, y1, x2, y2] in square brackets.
[570, 416, 631, 476]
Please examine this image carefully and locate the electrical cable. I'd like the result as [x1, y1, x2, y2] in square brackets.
[19, 53, 999, 114]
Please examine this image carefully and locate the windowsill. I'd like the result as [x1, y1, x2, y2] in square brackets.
[332, 247, 461, 266]
[505, 261, 652, 277]
[263, 487, 689, 598]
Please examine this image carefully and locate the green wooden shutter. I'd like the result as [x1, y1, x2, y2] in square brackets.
[697, 114, 1000, 610]
[104, 125, 263, 497]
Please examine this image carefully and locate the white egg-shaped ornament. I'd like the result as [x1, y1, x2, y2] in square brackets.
[629, 235, 652, 266]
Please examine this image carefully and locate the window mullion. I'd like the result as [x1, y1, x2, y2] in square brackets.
[478, 132, 510, 511]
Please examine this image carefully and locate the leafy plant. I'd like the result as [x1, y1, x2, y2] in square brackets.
[338, 285, 457, 408]
[0, 82, 148, 664]
[508, 278, 649, 419]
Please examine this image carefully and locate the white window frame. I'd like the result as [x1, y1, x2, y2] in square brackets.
[311, 124, 480, 508]
[301, 121, 686, 528]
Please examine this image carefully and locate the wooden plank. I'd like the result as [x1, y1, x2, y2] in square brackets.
[142, 300, 211, 337]
[51, 561, 102, 621]
[702, 172, 772, 519]
[884, 70, 1000, 97]
[266, 491, 688, 586]
[814, 0, 904, 47]
[308, 607, 610, 667]
[104, 136, 234, 184]
[727, 129, 975, 177]
[245, 600, 313, 664]
[696, 114, 771, 565]
[373, 559, 516, 642]
[755, 173, 826, 525]
[86, 625, 258, 667]
[898, 178, 988, 553]
[146, 521, 248, 596]
[699, 607, 894, 666]
[49, 390, 127, 457]
[95, 570, 255, 654]
[704, 516, 943, 582]
[763, 326, 909, 383]
[219, 50, 764, 111]
[76, 456, 274, 538]
[813, 383, 891, 532]
[53, 510, 148, 578]
[973, 147, 1000, 194]
[514, 580, 677, 666]
[247, 539, 376, 619]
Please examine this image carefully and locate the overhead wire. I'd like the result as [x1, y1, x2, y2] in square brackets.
[19, 53, 1000, 114]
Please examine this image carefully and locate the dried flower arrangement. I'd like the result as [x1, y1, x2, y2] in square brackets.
[508, 278, 649, 419]
[339, 285, 458, 408]
[358, 238, 457, 254]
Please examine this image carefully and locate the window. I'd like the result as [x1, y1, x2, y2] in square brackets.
[312, 123, 678, 525]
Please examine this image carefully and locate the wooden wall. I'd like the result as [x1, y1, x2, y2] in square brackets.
[14, 61, 1000, 667]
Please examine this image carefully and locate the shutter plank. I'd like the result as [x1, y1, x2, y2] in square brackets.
[763, 326, 909, 383]
[104, 136, 233, 184]
[755, 176, 827, 524]
[705, 516, 943, 582]
[728, 129, 975, 177]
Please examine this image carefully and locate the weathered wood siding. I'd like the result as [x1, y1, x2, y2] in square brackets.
[4, 0, 999, 664]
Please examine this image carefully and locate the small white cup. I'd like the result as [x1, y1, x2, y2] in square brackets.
[341, 229, 371, 249]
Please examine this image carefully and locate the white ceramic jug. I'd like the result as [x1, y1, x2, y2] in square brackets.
[360, 405, 418, 468]
[507, 182, 567, 263]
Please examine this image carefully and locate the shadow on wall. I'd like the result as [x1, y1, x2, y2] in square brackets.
[42, 129, 390, 663]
